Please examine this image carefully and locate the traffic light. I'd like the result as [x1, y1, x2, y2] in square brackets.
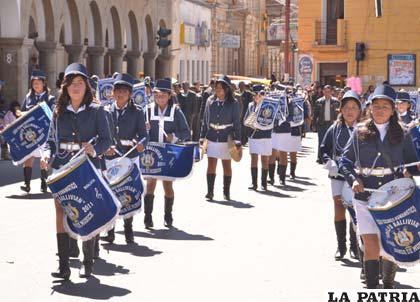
[157, 27, 172, 49]
[355, 42, 366, 61]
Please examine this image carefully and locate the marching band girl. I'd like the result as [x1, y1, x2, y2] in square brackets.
[21, 70, 56, 193]
[42, 63, 112, 279]
[244, 85, 271, 190]
[395, 91, 415, 125]
[101, 73, 148, 244]
[340, 85, 418, 288]
[200, 75, 242, 201]
[320, 90, 361, 260]
[143, 78, 190, 229]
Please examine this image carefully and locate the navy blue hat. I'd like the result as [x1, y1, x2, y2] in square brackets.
[341, 90, 361, 108]
[113, 73, 135, 89]
[216, 75, 232, 87]
[64, 63, 88, 79]
[153, 78, 172, 92]
[371, 85, 396, 104]
[31, 69, 46, 80]
[396, 91, 411, 103]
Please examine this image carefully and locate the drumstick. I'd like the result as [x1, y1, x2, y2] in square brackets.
[119, 137, 147, 160]
[69, 137, 96, 162]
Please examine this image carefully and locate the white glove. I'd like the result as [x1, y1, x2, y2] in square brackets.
[327, 159, 339, 177]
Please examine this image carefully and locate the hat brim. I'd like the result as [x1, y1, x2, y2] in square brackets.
[113, 81, 133, 88]
[65, 71, 88, 79]
[396, 99, 410, 103]
[216, 79, 230, 86]
[371, 95, 395, 103]
[31, 76, 46, 81]
[153, 87, 171, 93]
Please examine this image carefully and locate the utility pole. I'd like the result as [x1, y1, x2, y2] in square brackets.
[284, 0, 290, 80]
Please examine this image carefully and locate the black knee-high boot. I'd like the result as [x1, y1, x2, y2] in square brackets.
[248, 168, 257, 190]
[21, 167, 32, 193]
[100, 227, 115, 244]
[334, 220, 347, 260]
[40, 169, 48, 193]
[365, 260, 380, 289]
[359, 247, 365, 280]
[144, 194, 154, 228]
[206, 174, 216, 200]
[69, 237, 80, 258]
[51, 233, 71, 280]
[223, 175, 232, 200]
[124, 217, 134, 243]
[349, 222, 358, 259]
[268, 164, 275, 185]
[278, 165, 287, 185]
[164, 196, 174, 227]
[80, 238, 95, 278]
[94, 235, 100, 259]
[382, 259, 398, 289]
[261, 168, 268, 190]
[290, 162, 297, 179]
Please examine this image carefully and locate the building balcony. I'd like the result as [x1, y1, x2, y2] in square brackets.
[313, 19, 347, 51]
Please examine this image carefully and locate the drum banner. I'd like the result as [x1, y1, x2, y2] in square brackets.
[139, 142, 195, 181]
[270, 93, 287, 126]
[368, 189, 420, 266]
[48, 156, 121, 241]
[254, 97, 281, 131]
[107, 160, 144, 219]
[1, 101, 52, 165]
[97, 78, 114, 106]
[410, 126, 420, 160]
[132, 84, 149, 109]
[289, 96, 305, 127]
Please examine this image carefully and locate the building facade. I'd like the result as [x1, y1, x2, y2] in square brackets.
[299, 0, 420, 89]
[0, 0, 173, 104]
[171, 0, 212, 84]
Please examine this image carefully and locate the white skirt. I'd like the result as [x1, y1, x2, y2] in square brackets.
[207, 140, 231, 160]
[248, 138, 272, 156]
[353, 198, 380, 235]
[330, 179, 345, 198]
[272, 133, 301, 152]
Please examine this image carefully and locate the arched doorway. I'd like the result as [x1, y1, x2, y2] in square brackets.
[125, 10, 141, 77]
[86, 0, 104, 77]
[143, 14, 155, 78]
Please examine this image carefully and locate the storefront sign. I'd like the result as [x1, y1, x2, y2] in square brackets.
[297, 55, 313, 87]
[388, 54, 416, 86]
[219, 33, 240, 49]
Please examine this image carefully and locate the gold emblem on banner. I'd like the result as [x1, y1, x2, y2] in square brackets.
[119, 192, 132, 207]
[24, 128, 37, 143]
[141, 153, 154, 168]
[393, 227, 414, 247]
[63, 202, 80, 222]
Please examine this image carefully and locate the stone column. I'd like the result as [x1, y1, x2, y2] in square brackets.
[64, 44, 85, 64]
[0, 38, 33, 104]
[126, 50, 141, 77]
[86, 46, 105, 78]
[143, 52, 156, 79]
[35, 41, 57, 92]
[155, 53, 173, 79]
[108, 48, 124, 74]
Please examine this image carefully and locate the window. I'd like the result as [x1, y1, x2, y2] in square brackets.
[206, 61, 209, 84]
[192, 60, 195, 82]
[187, 60, 190, 81]
[201, 61, 205, 84]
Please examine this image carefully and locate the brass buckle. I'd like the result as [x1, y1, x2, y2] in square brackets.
[376, 167, 385, 178]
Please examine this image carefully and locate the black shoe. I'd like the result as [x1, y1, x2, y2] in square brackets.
[206, 174, 216, 201]
[223, 175, 231, 200]
[248, 168, 257, 190]
[124, 218, 135, 243]
[41, 169, 48, 193]
[20, 184, 31, 193]
[51, 233, 71, 280]
[349, 222, 358, 260]
[290, 162, 296, 179]
[365, 260, 380, 289]
[21, 167, 32, 193]
[80, 239, 95, 278]
[100, 228, 115, 244]
[334, 220, 347, 260]
[382, 259, 398, 289]
[268, 164, 275, 185]
[144, 194, 154, 229]
[69, 237, 80, 258]
[164, 196, 174, 228]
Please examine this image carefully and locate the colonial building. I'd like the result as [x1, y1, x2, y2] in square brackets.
[209, 0, 267, 79]
[0, 0, 173, 104]
[298, 0, 420, 89]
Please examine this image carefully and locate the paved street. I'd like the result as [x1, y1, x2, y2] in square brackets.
[0, 133, 419, 302]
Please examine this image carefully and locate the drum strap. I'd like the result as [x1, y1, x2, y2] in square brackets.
[375, 139, 398, 179]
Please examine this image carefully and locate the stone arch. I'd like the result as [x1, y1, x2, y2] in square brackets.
[41, 0, 55, 41]
[110, 6, 122, 50]
[145, 14, 154, 53]
[0, 0, 21, 37]
[66, 0, 81, 45]
[89, 1, 103, 46]
[127, 10, 139, 51]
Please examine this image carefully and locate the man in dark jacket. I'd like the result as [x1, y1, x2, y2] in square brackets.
[238, 81, 253, 145]
[177, 81, 197, 136]
[312, 85, 340, 163]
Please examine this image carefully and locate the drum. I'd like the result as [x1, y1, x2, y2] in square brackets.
[105, 157, 143, 219]
[368, 178, 420, 266]
[182, 141, 202, 162]
[48, 155, 121, 241]
[341, 182, 357, 225]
